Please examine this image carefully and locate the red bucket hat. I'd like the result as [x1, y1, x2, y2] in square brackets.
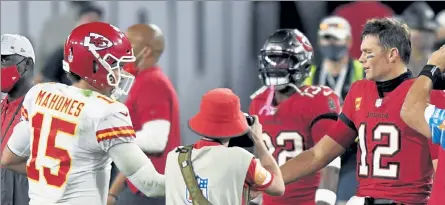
[189, 88, 249, 138]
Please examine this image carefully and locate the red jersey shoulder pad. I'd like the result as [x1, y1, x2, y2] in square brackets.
[296, 85, 341, 114]
[343, 79, 374, 97]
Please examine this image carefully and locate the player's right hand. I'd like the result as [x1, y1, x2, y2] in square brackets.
[249, 115, 263, 142]
[427, 45, 445, 72]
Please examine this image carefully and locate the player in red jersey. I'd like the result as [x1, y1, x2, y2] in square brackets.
[280, 18, 440, 205]
[250, 29, 341, 205]
[401, 47, 445, 205]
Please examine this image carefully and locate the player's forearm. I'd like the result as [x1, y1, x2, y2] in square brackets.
[109, 143, 165, 197]
[2, 162, 27, 174]
[401, 76, 433, 138]
[127, 163, 165, 197]
[280, 149, 322, 184]
[281, 137, 344, 185]
[254, 139, 282, 181]
[109, 173, 127, 197]
[1, 145, 29, 168]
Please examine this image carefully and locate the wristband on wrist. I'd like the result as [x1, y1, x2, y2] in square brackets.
[108, 193, 118, 200]
[433, 73, 445, 90]
[315, 189, 337, 205]
[419, 65, 441, 84]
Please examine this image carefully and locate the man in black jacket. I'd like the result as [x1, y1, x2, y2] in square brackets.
[34, 5, 103, 85]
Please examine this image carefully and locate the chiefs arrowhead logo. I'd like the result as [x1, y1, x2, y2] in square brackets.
[83, 33, 113, 51]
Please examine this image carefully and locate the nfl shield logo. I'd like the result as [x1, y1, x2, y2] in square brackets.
[375, 99, 382, 108]
[186, 176, 209, 203]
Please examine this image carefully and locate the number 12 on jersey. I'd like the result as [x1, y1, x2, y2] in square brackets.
[358, 123, 401, 179]
[27, 112, 77, 187]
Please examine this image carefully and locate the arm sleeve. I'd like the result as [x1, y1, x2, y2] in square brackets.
[7, 120, 31, 157]
[108, 143, 165, 196]
[96, 107, 136, 152]
[244, 158, 274, 191]
[326, 85, 358, 149]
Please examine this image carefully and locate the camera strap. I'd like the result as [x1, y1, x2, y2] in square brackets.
[177, 145, 252, 205]
[177, 145, 213, 205]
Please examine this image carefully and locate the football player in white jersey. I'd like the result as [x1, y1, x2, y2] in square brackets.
[1, 22, 165, 205]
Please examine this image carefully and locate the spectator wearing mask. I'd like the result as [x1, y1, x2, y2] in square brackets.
[34, 5, 103, 85]
[304, 16, 363, 102]
[303, 16, 363, 205]
[1, 34, 35, 205]
[401, 2, 437, 76]
[165, 88, 285, 204]
[107, 24, 180, 205]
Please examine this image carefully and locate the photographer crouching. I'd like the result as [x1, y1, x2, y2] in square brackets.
[164, 88, 285, 205]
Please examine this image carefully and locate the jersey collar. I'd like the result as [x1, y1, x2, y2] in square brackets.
[375, 71, 412, 97]
[193, 138, 224, 149]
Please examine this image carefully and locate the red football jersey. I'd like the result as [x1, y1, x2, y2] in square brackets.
[428, 91, 445, 205]
[332, 79, 440, 204]
[250, 85, 340, 205]
[429, 148, 445, 205]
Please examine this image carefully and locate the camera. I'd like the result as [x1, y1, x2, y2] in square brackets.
[245, 113, 256, 126]
[228, 113, 255, 148]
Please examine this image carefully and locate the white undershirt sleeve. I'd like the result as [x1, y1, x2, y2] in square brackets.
[134, 120, 170, 153]
[7, 120, 31, 157]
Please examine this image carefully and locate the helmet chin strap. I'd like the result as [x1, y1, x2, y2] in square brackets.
[283, 83, 301, 93]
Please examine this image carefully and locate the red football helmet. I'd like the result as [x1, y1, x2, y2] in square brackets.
[62, 22, 135, 99]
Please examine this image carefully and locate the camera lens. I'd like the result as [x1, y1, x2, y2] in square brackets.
[246, 116, 254, 126]
[243, 113, 255, 126]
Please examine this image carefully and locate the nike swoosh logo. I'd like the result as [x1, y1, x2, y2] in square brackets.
[323, 90, 333, 96]
[119, 112, 128, 117]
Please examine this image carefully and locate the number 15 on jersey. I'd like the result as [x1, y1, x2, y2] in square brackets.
[27, 112, 77, 188]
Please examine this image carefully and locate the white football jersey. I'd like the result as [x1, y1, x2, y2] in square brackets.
[18, 83, 135, 205]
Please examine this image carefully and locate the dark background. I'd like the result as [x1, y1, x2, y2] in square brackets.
[280, 1, 444, 30]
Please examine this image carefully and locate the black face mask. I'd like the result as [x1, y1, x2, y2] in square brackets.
[319, 45, 348, 61]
